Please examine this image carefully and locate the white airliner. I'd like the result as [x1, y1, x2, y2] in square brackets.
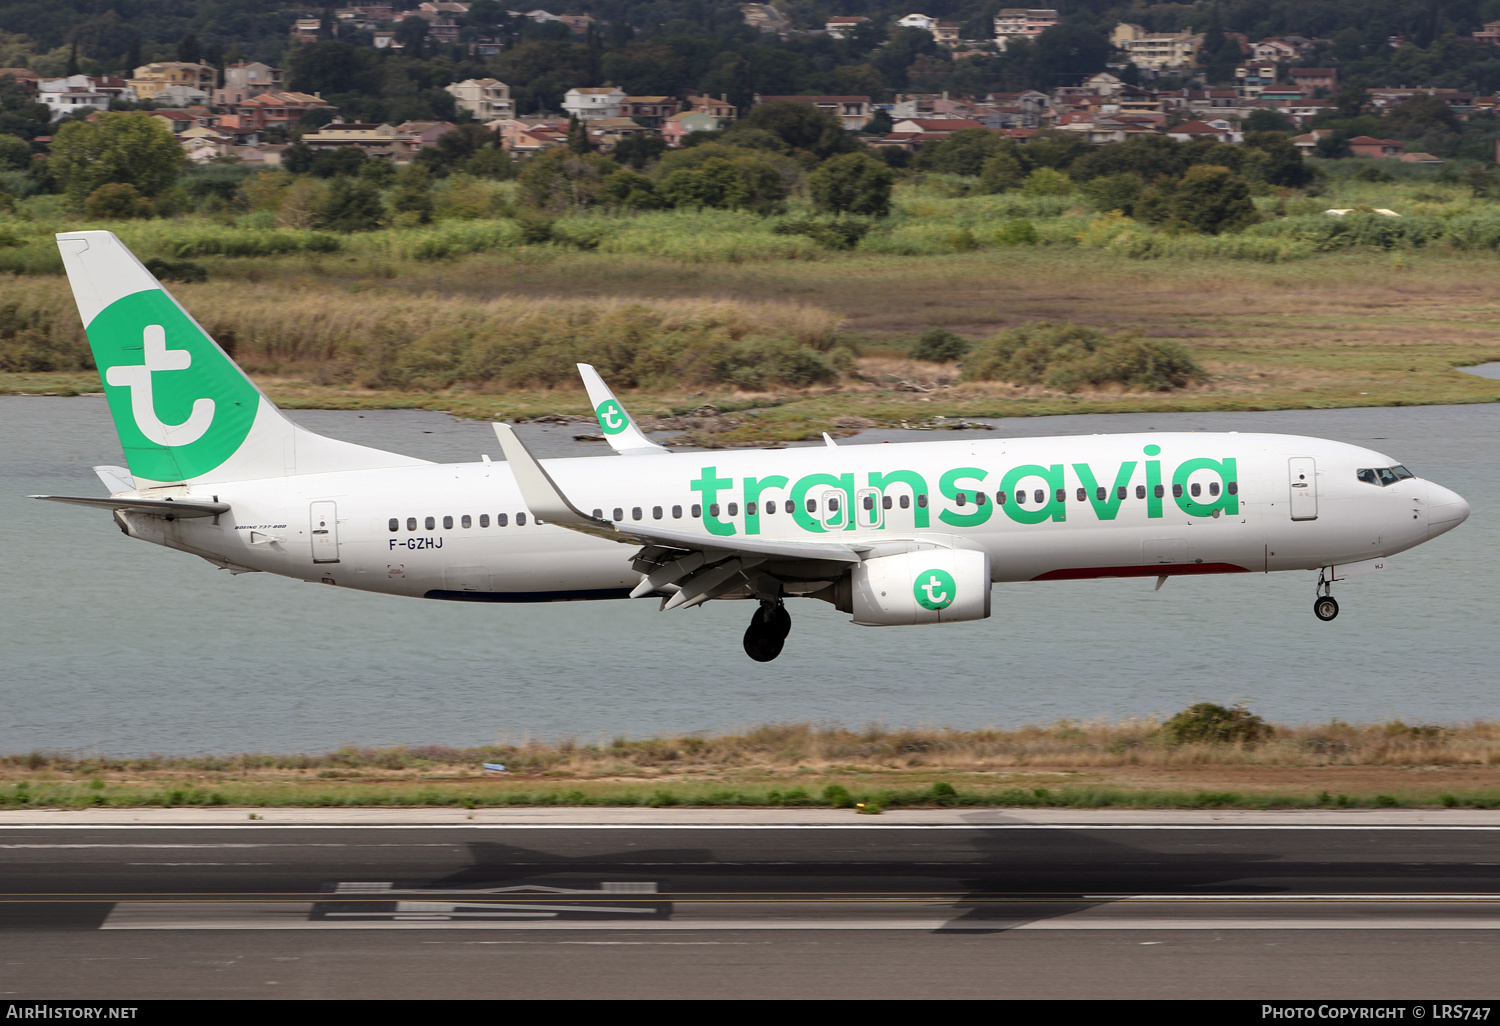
[34, 231, 1471, 661]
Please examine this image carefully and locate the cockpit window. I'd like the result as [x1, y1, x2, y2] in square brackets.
[1358, 466, 1416, 487]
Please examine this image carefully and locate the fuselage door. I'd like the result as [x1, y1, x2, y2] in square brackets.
[310, 500, 340, 563]
[1288, 458, 1318, 521]
[855, 487, 883, 529]
[820, 489, 846, 531]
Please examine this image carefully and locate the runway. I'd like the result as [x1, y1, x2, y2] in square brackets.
[2, 812, 1499, 999]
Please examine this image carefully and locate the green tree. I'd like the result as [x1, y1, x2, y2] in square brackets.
[390, 164, 435, 223]
[517, 148, 618, 211]
[1241, 131, 1313, 188]
[1020, 167, 1072, 196]
[613, 132, 666, 170]
[979, 151, 1025, 193]
[730, 101, 855, 159]
[83, 182, 155, 219]
[1244, 108, 1294, 133]
[1315, 132, 1353, 159]
[1169, 165, 1258, 235]
[806, 151, 893, 216]
[913, 128, 1011, 176]
[318, 178, 384, 232]
[599, 169, 662, 209]
[567, 115, 590, 154]
[0, 133, 30, 171]
[1384, 92, 1460, 138]
[1080, 172, 1143, 214]
[50, 112, 185, 207]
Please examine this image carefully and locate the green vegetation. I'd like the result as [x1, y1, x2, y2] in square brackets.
[961, 323, 1206, 393]
[3, 711, 1500, 810]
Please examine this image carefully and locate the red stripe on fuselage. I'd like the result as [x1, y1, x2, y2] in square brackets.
[1031, 562, 1252, 582]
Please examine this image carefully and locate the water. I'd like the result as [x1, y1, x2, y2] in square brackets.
[1460, 362, 1500, 380]
[3, 396, 1496, 756]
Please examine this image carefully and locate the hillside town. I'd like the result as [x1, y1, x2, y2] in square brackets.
[2, 3, 1499, 171]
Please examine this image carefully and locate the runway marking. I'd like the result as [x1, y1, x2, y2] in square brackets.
[99, 897, 1500, 932]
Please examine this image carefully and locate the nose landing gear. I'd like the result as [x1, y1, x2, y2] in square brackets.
[744, 599, 792, 662]
[1313, 570, 1339, 622]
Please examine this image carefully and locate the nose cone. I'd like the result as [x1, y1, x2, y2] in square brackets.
[1427, 482, 1470, 538]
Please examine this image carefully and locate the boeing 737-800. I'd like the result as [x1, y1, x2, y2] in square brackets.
[34, 231, 1471, 661]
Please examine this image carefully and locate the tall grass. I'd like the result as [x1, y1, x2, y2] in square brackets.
[0, 275, 848, 389]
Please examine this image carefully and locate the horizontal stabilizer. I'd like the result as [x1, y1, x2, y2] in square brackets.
[29, 494, 230, 519]
[93, 465, 135, 495]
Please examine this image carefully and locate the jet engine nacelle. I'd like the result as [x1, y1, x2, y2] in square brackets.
[850, 549, 991, 626]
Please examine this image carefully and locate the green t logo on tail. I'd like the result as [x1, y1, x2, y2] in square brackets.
[914, 568, 957, 610]
[595, 399, 628, 435]
[90, 290, 257, 481]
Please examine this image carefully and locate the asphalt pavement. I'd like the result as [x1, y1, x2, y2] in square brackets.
[2, 810, 1498, 999]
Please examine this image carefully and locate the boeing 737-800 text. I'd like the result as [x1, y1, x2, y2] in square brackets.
[33, 231, 1471, 661]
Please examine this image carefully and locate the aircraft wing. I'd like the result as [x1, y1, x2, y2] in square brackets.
[492, 423, 866, 608]
[29, 495, 230, 519]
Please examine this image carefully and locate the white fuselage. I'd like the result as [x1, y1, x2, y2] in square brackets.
[116, 432, 1469, 607]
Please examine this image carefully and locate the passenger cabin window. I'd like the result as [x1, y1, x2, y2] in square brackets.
[1117, 486, 1127, 500]
[996, 490, 1007, 505]
[692, 504, 702, 518]
[762, 502, 774, 515]
[747, 502, 758, 516]
[1154, 485, 1165, 499]
[1016, 490, 1027, 505]
[1055, 489, 1066, 503]
[1227, 482, 1238, 495]
[672, 505, 682, 519]
[613, 507, 624, 521]
[1190, 484, 1201, 498]
[1209, 483, 1220, 497]
[1135, 486, 1146, 499]
[806, 499, 817, 513]
[784, 500, 795, 514]
[388, 518, 399, 532]
[1172, 485, 1183, 499]
[407, 517, 417, 531]
[954, 493, 966, 507]
[516, 512, 527, 526]
[975, 492, 986, 506]
[497, 513, 508, 527]
[1077, 488, 1087, 502]
[728, 503, 739, 516]
[443, 515, 453, 529]
[425, 516, 435, 531]
[1034, 490, 1045, 504]
[862, 496, 874, 511]
[480, 514, 490, 527]
[653, 506, 663, 520]
[710, 503, 721, 517]
[899, 495, 910, 509]
[917, 494, 928, 508]
[461, 515, 471, 528]
[882, 496, 892, 510]
[592, 509, 603, 519]
[632, 507, 642, 521]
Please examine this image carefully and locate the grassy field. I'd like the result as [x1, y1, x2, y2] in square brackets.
[4, 719, 1500, 812]
[6, 172, 1500, 444]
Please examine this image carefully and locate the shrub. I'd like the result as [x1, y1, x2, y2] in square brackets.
[910, 327, 970, 362]
[961, 322, 1206, 392]
[807, 151, 894, 216]
[1158, 703, 1273, 746]
[84, 182, 155, 220]
[823, 784, 855, 808]
[771, 217, 870, 250]
[1021, 167, 1073, 197]
[144, 258, 207, 283]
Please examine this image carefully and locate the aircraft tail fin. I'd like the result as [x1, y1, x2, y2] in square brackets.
[57, 230, 428, 488]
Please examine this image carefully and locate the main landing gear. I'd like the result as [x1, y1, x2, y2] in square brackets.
[1313, 570, 1340, 622]
[744, 599, 792, 662]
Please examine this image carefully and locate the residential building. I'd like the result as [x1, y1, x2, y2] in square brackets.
[1475, 20, 1500, 44]
[586, 116, 653, 150]
[129, 62, 216, 100]
[373, 32, 399, 50]
[933, 22, 961, 46]
[215, 62, 282, 106]
[1288, 67, 1336, 95]
[993, 9, 1058, 49]
[896, 14, 936, 32]
[1235, 62, 1279, 98]
[154, 84, 211, 107]
[562, 86, 627, 120]
[446, 78, 514, 122]
[235, 91, 336, 132]
[1166, 118, 1241, 144]
[396, 120, 457, 151]
[620, 96, 679, 128]
[291, 19, 322, 43]
[416, 2, 467, 43]
[558, 15, 596, 33]
[689, 95, 738, 120]
[1347, 136, 1404, 158]
[1250, 38, 1298, 62]
[0, 68, 39, 92]
[825, 16, 869, 39]
[1111, 23, 1203, 72]
[37, 75, 135, 120]
[494, 117, 568, 154]
[740, 4, 790, 34]
[662, 110, 721, 146]
[300, 121, 414, 159]
[755, 94, 872, 130]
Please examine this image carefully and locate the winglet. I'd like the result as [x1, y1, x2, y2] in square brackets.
[492, 423, 617, 535]
[577, 363, 668, 456]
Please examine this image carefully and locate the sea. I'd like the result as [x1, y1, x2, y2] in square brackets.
[2, 396, 1495, 756]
